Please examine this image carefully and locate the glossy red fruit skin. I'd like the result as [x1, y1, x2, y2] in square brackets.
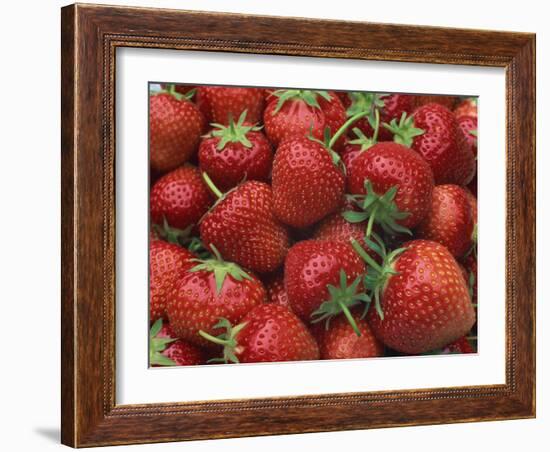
[263, 92, 347, 151]
[265, 272, 292, 310]
[167, 268, 266, 347]
[154, 323, 205, 366]
[411, 103, 475, 185]
[317, 309, 384, 360]
[272, 137, 345, 228]
[198, 131, 273, 192]
[149, 93, 206, 173]
[464, 188, 478, 224]
[415, 185, 475, 258]
[150, 165, 214, 230]
[457, 115, 478, 158]
[347, 142, 435, 229]
[285, 240, 366, 321]
[367, 240, 475, 354]
[234, 304, 320, 363]
[199, 181, 289, 273]
[454, 99, 478, 119]
[198, 86, 265, 125]
[413, 95, 458, 110]
[149, 241, 196, 322]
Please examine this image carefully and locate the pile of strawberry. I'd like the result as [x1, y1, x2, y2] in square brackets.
[148, 84, 479, 366]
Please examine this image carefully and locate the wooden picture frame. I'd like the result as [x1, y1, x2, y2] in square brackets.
[61, 3, 535, 447]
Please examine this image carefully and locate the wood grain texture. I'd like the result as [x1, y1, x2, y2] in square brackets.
[60, 3, 536, 447]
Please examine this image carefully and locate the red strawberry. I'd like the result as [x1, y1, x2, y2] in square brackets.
[441, 336, 475, 354]
[264, 272, 291, 310]
[454, 98, 478, 118]
[199, 305, 319, 363]
[263, 90, 347, 150]
[160, 83, 196, 96]
[149, 240, 195, 322]
[150, 165, 214, 233]
[198, 111, 273, 191]
[317, 308, 384, 359]
[346, 142, 434, 235]
[457, 115, 478, 158]
[166, 246, 266, 347]
[149, 85, 206, 172]
[200, 178, 289, 273]
[354, 238, 475, 354]
[149, 320, 205, 366]
[198, 86, 264, 125]
[462, 252, 478, 305]
[413, 95, 458, 110]
[285, 240, 367, 329]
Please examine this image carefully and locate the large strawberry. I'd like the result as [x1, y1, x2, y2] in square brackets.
[149, 320, 205, 366]
[285, 240, 368, 332]
[166, 246, 266, 347]
[149, 240, 195, 322]
[197, 86, 264, 125]
[150, 165, 214, 233]
[263, 90, 347, 150]
[198, 111, 273, 191]
[149, 85, 206, 172]
[200, 177, 289, 273]
[415, 184, 475, 258]
[345, 142, 434, 236]
[353, 237, 475, 354]
[199, 305, 319, 363]
[264, 272, 291, 310]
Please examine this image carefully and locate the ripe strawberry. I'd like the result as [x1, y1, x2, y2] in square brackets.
[160, 83, 196, 96]
[198, 86, 264, 125]
[167, 246, 266, 347]
[413, 95, 458, 110]
[199, 305, 319, 363]
[285, 240, 367, 328]
[441, 336, 475, 354]
[149, 320, 205, 366]
[198, 111, 273, 191]
[149, 240, 195, 322]
[415, 184, 475, 258]
[200, 178, 289, 273]
[353, 238, 475, 354]
[150, 85, 206, 172]
[345, 142, 434, 235]
[457, 115, 478, 158]
[317, 308, 384, 360]
[150, 165, 214, 232]
[454, 97, 478, 118]
[264, 272, 291, 310]
[263, 90, 347, 150]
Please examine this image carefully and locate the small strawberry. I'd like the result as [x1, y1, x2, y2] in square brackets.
[200, 176, 289, 273]
[149, 319, 205, 366]
[199, 305, 320, 363]
[198, 111, 273, 191]
[149, 240, 195, 322]
[413, 95, 458, 110]
[198, 86, 265, 125]
[415, 184, 475, 258]
[454, 97, 478, 119]
[167, 246, 266, 347]
[150, 85, 206, 172]
[264, 272, 291, 310]
[441, 336, 475, 354]
[150, 165, 214, 233]
[457, 115, 478, 158]
[352, 237, 475, 354]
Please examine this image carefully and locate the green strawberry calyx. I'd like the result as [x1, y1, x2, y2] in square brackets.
[351, 235, 408, 321]
[348, 109, 380, 152]
[149, 319, 178, 366]
[155, 84, 196, 102]
[310, 270, 371, 337]
[346, 92, 385, 131]
[208, 110, 263, 151]
[382, 112, 425, 147]
[153, 217, 212, 259]
[189, 244, 252, 294]
[271, 89, 332, 114]
[198, 318, 247, 364]
[343, 179, 412, 238]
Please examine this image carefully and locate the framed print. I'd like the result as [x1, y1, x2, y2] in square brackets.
[61, 3, 536, 447]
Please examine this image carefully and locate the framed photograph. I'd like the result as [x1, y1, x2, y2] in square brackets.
[61, 3, 535, 447]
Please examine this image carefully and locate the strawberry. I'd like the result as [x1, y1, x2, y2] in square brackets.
[160, 83, 196, 96]
[441, 336, 475, 354]
[198, 111, 273, 191]
[457, 115, 478, 158]
[385, 104, 475, 185]
[285, 240, 368, 330]
[317, 308, 384, 360]
[200, 177, 289, 273]
[454, 97, 478, 119]
[199, 305, 319, 363]
[415, 184, 475, 258]
[149, 240, 195, 322]
[413, 95, 458, 110]
[352, 237, 475, 354]
[166, 246, 266, 347]
[150, 165, 214, 233]
[149, 320, 205, 366]
[149, 85, 206, 172]
[345, 142, 434, 235]
[263, 90, 347, 150]
[198, 86, 264, 125]
[264, 272, 291, 310]
[462, 252, 478, 305]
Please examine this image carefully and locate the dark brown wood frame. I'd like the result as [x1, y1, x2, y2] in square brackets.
[61, 3, 536, 447]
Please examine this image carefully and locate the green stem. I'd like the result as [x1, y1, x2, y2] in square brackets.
[340, 301, 361, 337]
[198, 330, 229, 347]
[366, 203, 379, 238]
[328, 110, 370, 149]
[202, 172, 223, 199]
[350, 239, 383, 274]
